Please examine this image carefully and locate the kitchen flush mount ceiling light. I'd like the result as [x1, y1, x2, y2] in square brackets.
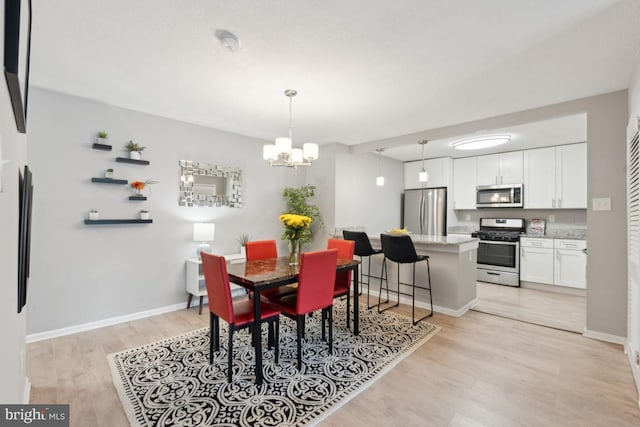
[418, 140, 429, 183]
[215, 30, 241, 52]
[263, 89, 319, 168]
[451, 134, 511, 150]
[376, 148, 385, 186]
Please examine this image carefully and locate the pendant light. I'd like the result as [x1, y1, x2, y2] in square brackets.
[418, 140, 429, 183]
[376, 148, 385, 186]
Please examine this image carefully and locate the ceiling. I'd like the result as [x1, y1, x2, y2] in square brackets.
[30, 1, 640, 159]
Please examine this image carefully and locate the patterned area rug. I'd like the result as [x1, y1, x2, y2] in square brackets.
[108, 300, 440, 426]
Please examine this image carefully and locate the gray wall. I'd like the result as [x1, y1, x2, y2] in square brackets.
[26, 88, 306, 334]
[0, 12, 28, 402]
[357, 91, 629, 338]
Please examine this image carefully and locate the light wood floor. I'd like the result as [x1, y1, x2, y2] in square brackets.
[473, 281, 587, 333]
[28, 303, 639, 426]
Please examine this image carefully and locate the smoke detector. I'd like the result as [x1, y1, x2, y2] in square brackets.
[215, 30, 241, 52]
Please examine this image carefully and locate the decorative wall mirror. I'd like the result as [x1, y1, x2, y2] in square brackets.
[179, 160, 243, 207]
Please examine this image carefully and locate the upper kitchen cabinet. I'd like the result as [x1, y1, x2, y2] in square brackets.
[523, 143, 586, 209]
[404, 157, 452, 190]
[453, 157, 477, 210]
[476, 151, 523, 186]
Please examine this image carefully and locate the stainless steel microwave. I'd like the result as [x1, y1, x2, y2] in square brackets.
[476, 184, 523, 208]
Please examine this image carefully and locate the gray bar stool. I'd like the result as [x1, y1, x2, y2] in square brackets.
[378, 233, 433, 325]
[342, 230, 383, 309]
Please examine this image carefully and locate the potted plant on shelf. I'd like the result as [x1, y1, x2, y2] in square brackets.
[97, 131, 108, 144]
[89, 210, 99, 220]
[130, 178, 158, 196]
[104, 168, 114, 179]
[140, 210, 150, 220]
[237, 233, 250, 256]
[124, 140, 146, 160]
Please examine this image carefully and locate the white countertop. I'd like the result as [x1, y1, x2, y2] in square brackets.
[368, 233, 478, 253]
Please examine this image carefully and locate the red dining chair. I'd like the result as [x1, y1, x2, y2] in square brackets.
[246, 240, 297, 300]
[201, 252, 281, 383]
[327, 238, 355, 328]
[267, 249, 338, 370]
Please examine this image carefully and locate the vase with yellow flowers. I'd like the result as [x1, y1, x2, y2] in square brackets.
[279, 213, 312, 265]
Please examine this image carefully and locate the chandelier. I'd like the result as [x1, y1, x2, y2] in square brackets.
[263, 89, 319, 168]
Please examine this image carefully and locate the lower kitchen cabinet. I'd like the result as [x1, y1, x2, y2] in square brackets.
[520, 238, 586, 289]
[520, 238, 554, 284]
[553, 240, 587, 288]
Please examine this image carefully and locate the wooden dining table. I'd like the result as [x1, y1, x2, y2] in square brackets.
[226, 255, 361, 385]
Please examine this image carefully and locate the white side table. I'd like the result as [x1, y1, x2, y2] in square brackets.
[186, 253, 247, 315]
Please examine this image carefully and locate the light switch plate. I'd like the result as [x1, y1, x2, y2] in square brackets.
[592, 197, 612, 211]
[548, 215, 555, 223]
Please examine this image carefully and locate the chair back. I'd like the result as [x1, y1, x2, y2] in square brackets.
[296, 249, 338, 314]
[327, 238, 354, 289]
[343, 230, 377, 257]
[245, 240, 277, 261]
[380, 233, 419, 264]
[201, 252, 234, 324]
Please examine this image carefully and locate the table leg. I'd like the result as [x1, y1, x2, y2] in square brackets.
[354, 264, 359, 335]
[253, 288, 263, 385]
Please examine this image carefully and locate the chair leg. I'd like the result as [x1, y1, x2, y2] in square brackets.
[227, 326, 234, 383]
[328, 306, 333, 355]
[274, 317, 280, 364]
[267, 320, 274, 350]
[378, 259, 399, 313]
[209, 313, 217, 364]
[346, 287, 351, 329]
[321, 309, 327, 341]
[412, 260, 434, 325]
[296, 316, 304, 370]
[199, 296, 204, 315]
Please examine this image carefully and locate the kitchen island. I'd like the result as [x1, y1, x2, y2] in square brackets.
[366, 234, 479, 317]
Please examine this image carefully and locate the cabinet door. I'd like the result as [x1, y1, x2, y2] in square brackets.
[554, 249, 586, 288]
[424, 157, 452, 188]
[520, 247, 554, 284]
[476, 154, 500, 186]
[523, 147, 556, 209]
[453, 157, 477, 209]
[499, 151, 523, 184]
[404, 160, 423, 190]
[556, 143, 587, 209]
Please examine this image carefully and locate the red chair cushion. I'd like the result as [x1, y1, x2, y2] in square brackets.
[230, 298, 281, 327]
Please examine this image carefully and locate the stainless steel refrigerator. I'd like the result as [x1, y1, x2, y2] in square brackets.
[401, 187, 447, 236]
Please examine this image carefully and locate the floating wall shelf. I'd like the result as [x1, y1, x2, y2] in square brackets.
[84, 219, 153, 225]
[91, 177, 128, 185]
[129, 195, 147, 201]
[92, 143, 112, 151]
[116, 157, 150, 165]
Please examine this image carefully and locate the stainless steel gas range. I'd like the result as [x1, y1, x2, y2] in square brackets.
[471, 218, 525, 287]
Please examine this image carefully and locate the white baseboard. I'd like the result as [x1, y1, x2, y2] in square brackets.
[625, 342, 640, 406]
[582, 328, 626, 345]
[23, 376, 30, 404]
[361, 289, 477, 318]
[26, 302, 188, 343]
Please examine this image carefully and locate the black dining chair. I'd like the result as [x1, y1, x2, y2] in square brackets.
[342, 230, 383, 309]
[378, 233, 433, 325]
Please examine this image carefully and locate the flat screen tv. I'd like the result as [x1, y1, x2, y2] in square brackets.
[17, 165, 32, 313]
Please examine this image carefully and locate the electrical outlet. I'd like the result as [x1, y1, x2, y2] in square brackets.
[20, 349, 25, 377]
[548, 215, 555, 223]
[465, 214, 471, 221]
[636, 350, 640, 365]
[592, 197, 612, 211]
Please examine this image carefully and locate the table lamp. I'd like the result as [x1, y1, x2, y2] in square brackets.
[193, 222, 215, 258]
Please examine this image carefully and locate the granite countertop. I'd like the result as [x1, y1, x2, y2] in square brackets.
[520, 229, 586, 240]
[370, 233, 478, 246]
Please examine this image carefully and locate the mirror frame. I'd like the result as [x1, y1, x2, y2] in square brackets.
[179, 160, 243, 207]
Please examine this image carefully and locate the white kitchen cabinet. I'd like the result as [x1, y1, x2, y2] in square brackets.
[553, 239, 587, 288]
[520, 238, 554, 285]
[523, 143, 586, 209]
[556, 143, 587, 209]
[404, 157, 452, 190]
[452, 157, 477, 210]
[476, 151, 522, 186]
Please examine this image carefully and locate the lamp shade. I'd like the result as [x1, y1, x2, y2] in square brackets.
[303, 143, 319, 160]
[193, 223, 215, 242]
[291, 148, 303, 164]
[263, 144, 278, 161]
[419, 170, 429, 182]
[376, 176, 385, 186]
[275, 137, 292, 154]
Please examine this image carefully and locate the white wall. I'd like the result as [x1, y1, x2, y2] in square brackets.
[0, 8, 28, 403]
[26, 88, 306, 334]
[334, 143, 403, 235]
